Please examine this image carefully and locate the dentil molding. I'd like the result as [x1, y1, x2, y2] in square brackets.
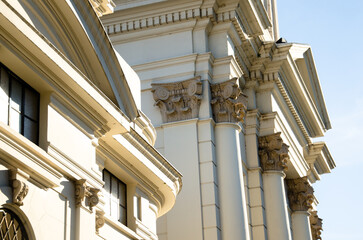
[258, 133, 289, 172]
[210, 78, 247, 123]
[152, 77, 203, 123]
[286, 177, 314, 212]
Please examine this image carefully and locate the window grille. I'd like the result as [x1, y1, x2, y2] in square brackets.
[0, 209, 28, 240]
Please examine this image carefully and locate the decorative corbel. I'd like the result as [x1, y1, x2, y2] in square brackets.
[75, 179, 100, 211]
[210, 78, 248, 123]
[9, 169, 29, 206]
[151, 77, 203, 123]
[95, 210, 105, 234]
[258, 132, 289, 172]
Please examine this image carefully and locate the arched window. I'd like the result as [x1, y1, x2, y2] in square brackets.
[0, 208, 29, 240]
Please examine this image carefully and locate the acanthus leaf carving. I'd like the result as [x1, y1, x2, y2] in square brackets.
[210, 78, 247, 123]
[9, 169, 29, 206]
[310, 211, 323, 240]
[151, 77, 203, 123]
[12, 179, 29, 206]
[258, 132, 289, 172]
[287, 177, 314, 212]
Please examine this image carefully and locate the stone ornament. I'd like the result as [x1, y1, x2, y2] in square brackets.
[258, 133, 289, 172]
[75, 179, 100, 211]
[151, 77, 203, 123]
[310, 211, 323, 240]
[210, 78, 247, 123]
[96, 210, 105, 234]
[12, 179, 29, 206]
[9, 169, 29, 206]
[286, 177, 314, 212]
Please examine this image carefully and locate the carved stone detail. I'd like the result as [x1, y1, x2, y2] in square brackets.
[9, 169, 29, 206]
[96, 210, 105, 234]
[287, 177, 314, 212]
[258, 133, 289, 172]
[151, 77, 203, 123]
[310, 211, 323, 240]
[12, 180, 29, 206]
[210, 78, 247, 123]
[75, 179, 100, 211]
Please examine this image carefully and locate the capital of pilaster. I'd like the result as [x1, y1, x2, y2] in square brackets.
[258, 133, 288, 172]
[151, 77, 203, 123]
[287, 177, 314, 212]
[210, 78, 247, 123]
[309, 211, 323, 240]
[75, 179, 100, 211]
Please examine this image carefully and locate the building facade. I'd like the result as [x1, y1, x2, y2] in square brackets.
[0, 1, 181, 240]
[102, 0, 335, 240]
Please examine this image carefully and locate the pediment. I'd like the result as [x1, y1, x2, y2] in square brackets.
[289, 44, 331, 131]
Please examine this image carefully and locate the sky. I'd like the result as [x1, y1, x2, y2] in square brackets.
[277, 0, 363, 239]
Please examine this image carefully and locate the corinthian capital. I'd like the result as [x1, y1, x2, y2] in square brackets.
[210, 78, 247, 123]
[151, 77, 203, 123]
[258, 133, 288, 172]
[310, 211, 323, 240]
[287, 177, 314, 212]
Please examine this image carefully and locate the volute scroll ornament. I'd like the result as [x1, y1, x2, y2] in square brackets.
[75, 179, 100, 211]
[12, 179, 29, 206]
[286, 177, 314, 212]
[210, 78, 247, 123]
[310, 211, 323, 240]
[151, 77, 203, 123]
[9, 169, 29, 206]
[258, 133, 289, 172]
[96, 210, 105, 234]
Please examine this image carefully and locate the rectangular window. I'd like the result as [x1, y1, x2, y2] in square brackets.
[103, 169, 127, 225]
[0, 64, 39, 144]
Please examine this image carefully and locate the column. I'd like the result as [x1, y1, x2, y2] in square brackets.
[287, 177, 314, 240]
[258, 133, 291, 240]
[211, 79, 250, 240]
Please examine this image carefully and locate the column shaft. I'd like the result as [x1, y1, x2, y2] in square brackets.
[263, 171, 292, 240]
[215, 123, 250, 240]
[292, 211, 312, 240]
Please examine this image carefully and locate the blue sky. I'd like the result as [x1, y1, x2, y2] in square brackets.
[277, 0, 363, 239]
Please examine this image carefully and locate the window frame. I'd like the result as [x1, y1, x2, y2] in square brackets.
[102, 169, 127, 225]
[0, 63, 40, 144]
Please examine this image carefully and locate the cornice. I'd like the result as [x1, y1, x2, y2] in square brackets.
[304, 142, 335, 175]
